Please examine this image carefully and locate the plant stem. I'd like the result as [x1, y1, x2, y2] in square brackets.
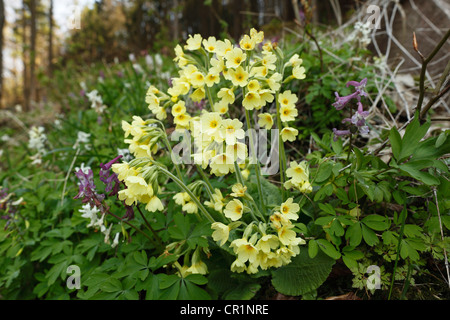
[244, 108, 266, 213]
[388, 205, 408, 300]
[414, 28, 450, 119]
[156, 164, 215, 223]
[275, 93, 287, 201]
[135, 204, 164, 248]
[433, 188, 450, 289]
[196, 165, 214, 193]
[162, 135, 184, 182]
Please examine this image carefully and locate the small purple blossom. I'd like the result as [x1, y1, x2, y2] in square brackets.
[332, 128, 351, 141]
[346, 78, 368, 98]
[332, 91, 360, 110]
[74, 169, 105, 208]
[332, 78, 370, 137]
[99, 155, 123, 196]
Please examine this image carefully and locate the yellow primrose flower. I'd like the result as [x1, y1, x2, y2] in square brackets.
[211, 222, 230, 246]
[230, 183, 247, 197]
[247, 79, 260, 93]
[190, 71, 206, 88]
[280, 198, 300, 220]
[190, 87, 205, 102]
[250, 65, 269, 78]
[241, 168, 250, 180]
[205, 188, 225, 212]
[125, 175, 153, 197]
[213, 100, 229, 115]
[226, 142, 248, 162]
[217, 88, 235, 105]
[242, 91, 262, 110]
[185, 34, 202, 51]
[230, 259, 246, 273]
[263, 41, 274, 52]
[231, 238, 259, 264]
[256, 234, 279, 254]
[214, 38, 233, 57]
[239, 34, 256, 51]
[258, 113, 274, 130]
[287, 54, 303, 68]
[228, 66, 249, 87]
[210, 57, 225, 74]
[151, 106, 167, 121]
[186, 260, 208, 275]
[286, 161, 309, 183]
[221, 118, 245, 145]
[224, 199, 244, 221]
[173, 192, 189, 206]
[225, 47, 247, 69]
[112, 162, 132, 181]
[183, 200, 199, 214]
[260, 251, 283, 269]
[174, 113, 191, 128]
[168, 78, 190, 97]
[205, 72, 220, 87]
[293, 65, 306, 80]
[171, 101, 186, 116]
[280, 104, 298, 122]
[266, 72, 282, 92]
[280, 127, 298, 142]
[250, 28, 264, 44]
[201, 112, 222, 136]
[278, 90, 298, 108]
[202, 36, 218, 53]
[270, 212, 290, 230]
[259, 89, 274, 106]
[144, 195, 164, 212]
[278, 224, 302, 246]
[261, 52, 277, 70]
[210, 153, 235, 176]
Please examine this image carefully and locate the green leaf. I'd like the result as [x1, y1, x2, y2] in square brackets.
[362, 215, 389, 231]
[345, 222, 362, 247]
[398, 117, 430, 161]
[389, 126, 402, 161]
[271, 248, 335, 296]
[399, 164, 440, 186]
[361, 224, 379, 246]
[308, 239, 319, 258]
[315, 162, 334, 183]
[223, 282, 261, 300]
[100, 278, 123, 292]
[316, 239, 341, 259]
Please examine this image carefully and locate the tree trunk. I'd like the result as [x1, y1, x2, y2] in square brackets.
[29, 0, 37, 106]
[0, 0, 5, 108]
[22, 0, 30, 111]
[48, 0, 53, 77]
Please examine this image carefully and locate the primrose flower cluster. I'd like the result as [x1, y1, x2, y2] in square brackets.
[211, 192, 306, 274]
[107, 29, 313, 275]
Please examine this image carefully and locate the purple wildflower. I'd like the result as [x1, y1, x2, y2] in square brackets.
[99, 155, 123, 196]
[122, 203, 135, 221]
[342, 102, 370, 134]
[74, 169, 105, 207]
[332, 128, 351, 141]
[332, 91, 360, 110]
[346, 78, 368, 98]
